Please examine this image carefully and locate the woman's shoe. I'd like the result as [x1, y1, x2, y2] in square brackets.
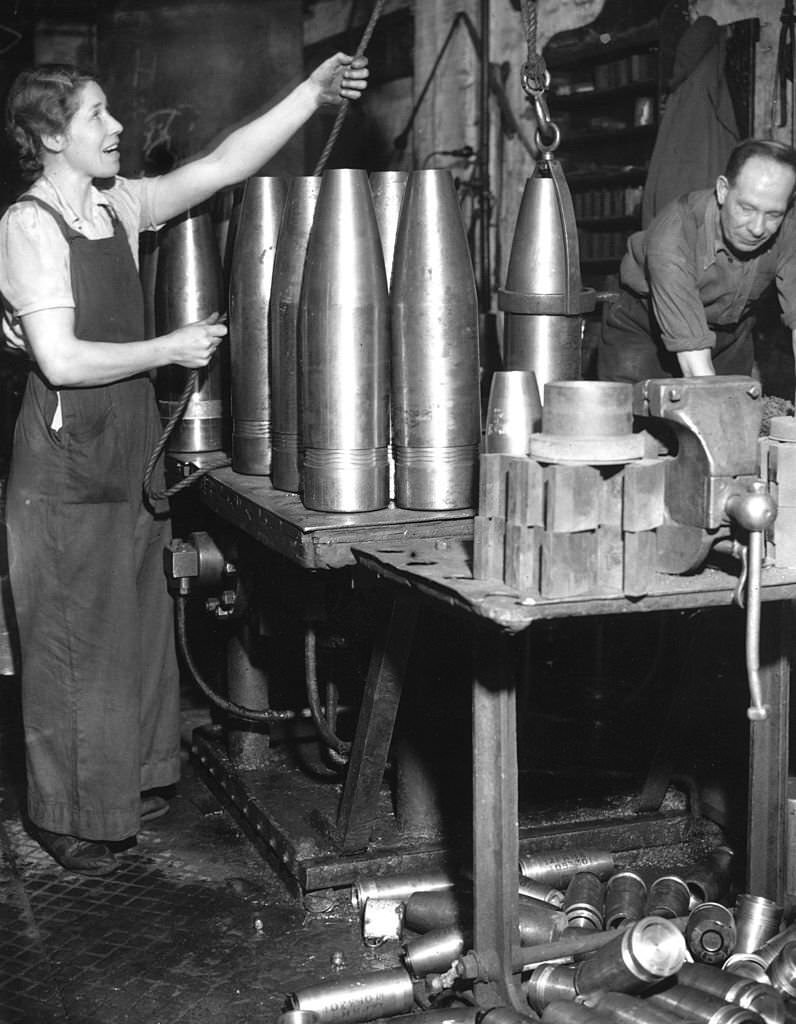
[35, 828, 118, 876]
[140, 793, 169, 823]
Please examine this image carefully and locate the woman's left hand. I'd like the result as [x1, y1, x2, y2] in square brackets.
[310, 52, 369, 106]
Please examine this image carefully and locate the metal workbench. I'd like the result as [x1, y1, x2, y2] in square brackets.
[349, 537, 796, 1010]
[181, 460, 478, 892]
[195, 465, 474, 569]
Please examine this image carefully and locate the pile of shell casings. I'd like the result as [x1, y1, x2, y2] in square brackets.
[286, 846, 796, 1024]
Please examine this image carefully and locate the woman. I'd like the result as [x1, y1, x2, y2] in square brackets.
[0, 53, 368, 876]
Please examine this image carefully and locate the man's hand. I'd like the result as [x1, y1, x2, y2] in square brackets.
[310, 53, 369, 106]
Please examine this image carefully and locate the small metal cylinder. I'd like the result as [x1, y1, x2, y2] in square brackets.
[648, 984, 765, 1024]
[351, 871, 455, 913]
[519, 877, 565, 908]
[362, 897, 404, 946]
[525, 964, 578, 1014]
[769, 941, 796, 998]
[519, 849, 616, 889]
[733, 895, 783, 954]
[685, 903, 737, 965]
[300, 168, 390, 512]
[483, 370, 542, 455]
[645, 876, 691, 920]
[289, 966, 416, 1024]
[270, 176, 322, 493]
[574, 916, 686, 996]
[680, 962, 785, 1024]
[685, 846, 735, 904]
[586, 990, 684, 1024]
[605, 872, 648, 930]
[402, 926, 467, 978]
[564, 872, 605, 932]
[277, 1012, 319, 1024]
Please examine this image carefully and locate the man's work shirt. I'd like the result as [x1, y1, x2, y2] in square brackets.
[618, 187, 796, 355]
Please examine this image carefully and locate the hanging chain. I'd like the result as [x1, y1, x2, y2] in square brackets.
[518, 0, 560, 153]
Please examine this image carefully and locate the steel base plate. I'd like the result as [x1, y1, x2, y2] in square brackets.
[191, 725, 724, 897]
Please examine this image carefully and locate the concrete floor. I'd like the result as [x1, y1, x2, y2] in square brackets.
[0, 685, 402, 1024]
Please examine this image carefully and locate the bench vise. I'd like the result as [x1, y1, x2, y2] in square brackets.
[634, 376, 777, 721]
[634, 376, 775, 576]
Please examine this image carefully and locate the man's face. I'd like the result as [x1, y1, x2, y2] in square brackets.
[716, 155, 796, 256]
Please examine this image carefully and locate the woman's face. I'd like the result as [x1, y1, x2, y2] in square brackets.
[56, 80, 123, 178]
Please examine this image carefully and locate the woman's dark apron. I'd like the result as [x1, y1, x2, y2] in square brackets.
[5, 196, 180, 841]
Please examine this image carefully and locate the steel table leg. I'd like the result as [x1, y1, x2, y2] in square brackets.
[336, 592, 418, 852]
[747, 600, 793, 902]
[472, 627, 525, 1012]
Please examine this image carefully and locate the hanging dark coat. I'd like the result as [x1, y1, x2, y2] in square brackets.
[641, 16, 740, 227]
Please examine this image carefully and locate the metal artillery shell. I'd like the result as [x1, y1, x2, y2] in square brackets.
[684, 846, 734, 904]
[564, 872, 605, 932]
[518, 876, 565, 908]
[722, 955, 770, 983]
[390, 169, 481, 511]
[685, 902, 737, 965]
[518, 895, 568, 945]
[361, 896, 404, 946]
[299, 168, 390, 512]
[289, 965, 416, 1024]
[402, 925, 467, 978]
[575, 916, 687, 996]
[586, 991, 683, 1024]
[519, 849, 616, 889]
[605, 872, 648, 930]
[351, 870, 456, 912]
[403, 889, 470, 933]
[369, 170, 408, 288]
[648, 984, 766, 1024]
[646, 876, 691, 920]
[733, 895, 783, 954]
[542, 1000, 615, 1024]
[680, 961, 785, 1024]
[525, 963, 578, 1014]
[155, 204, 228, 452]
[499, 158, 595, 391]
[769, 940, 796, 998]
[269, 176, 322, 493]
[228, 175, 286, 475]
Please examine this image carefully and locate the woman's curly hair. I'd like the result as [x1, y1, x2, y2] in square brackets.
[6, 64, 95, 182]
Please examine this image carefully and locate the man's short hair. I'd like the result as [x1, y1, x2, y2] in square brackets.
[724, 138, 796, 186]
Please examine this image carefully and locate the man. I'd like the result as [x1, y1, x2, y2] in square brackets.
[597, 138, 796, 385]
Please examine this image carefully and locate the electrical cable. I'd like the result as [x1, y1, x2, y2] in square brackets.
[175, 595, 296, 722]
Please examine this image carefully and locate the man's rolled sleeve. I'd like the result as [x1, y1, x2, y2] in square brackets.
[776, 210, 796, 331]
[645, 210, 714, 353]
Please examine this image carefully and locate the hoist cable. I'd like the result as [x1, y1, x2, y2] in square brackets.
[142, 1, 386, 506]
[313, 0, 387, 175]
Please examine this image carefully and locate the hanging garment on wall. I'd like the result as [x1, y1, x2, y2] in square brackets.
[641, 16, 740, 227]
